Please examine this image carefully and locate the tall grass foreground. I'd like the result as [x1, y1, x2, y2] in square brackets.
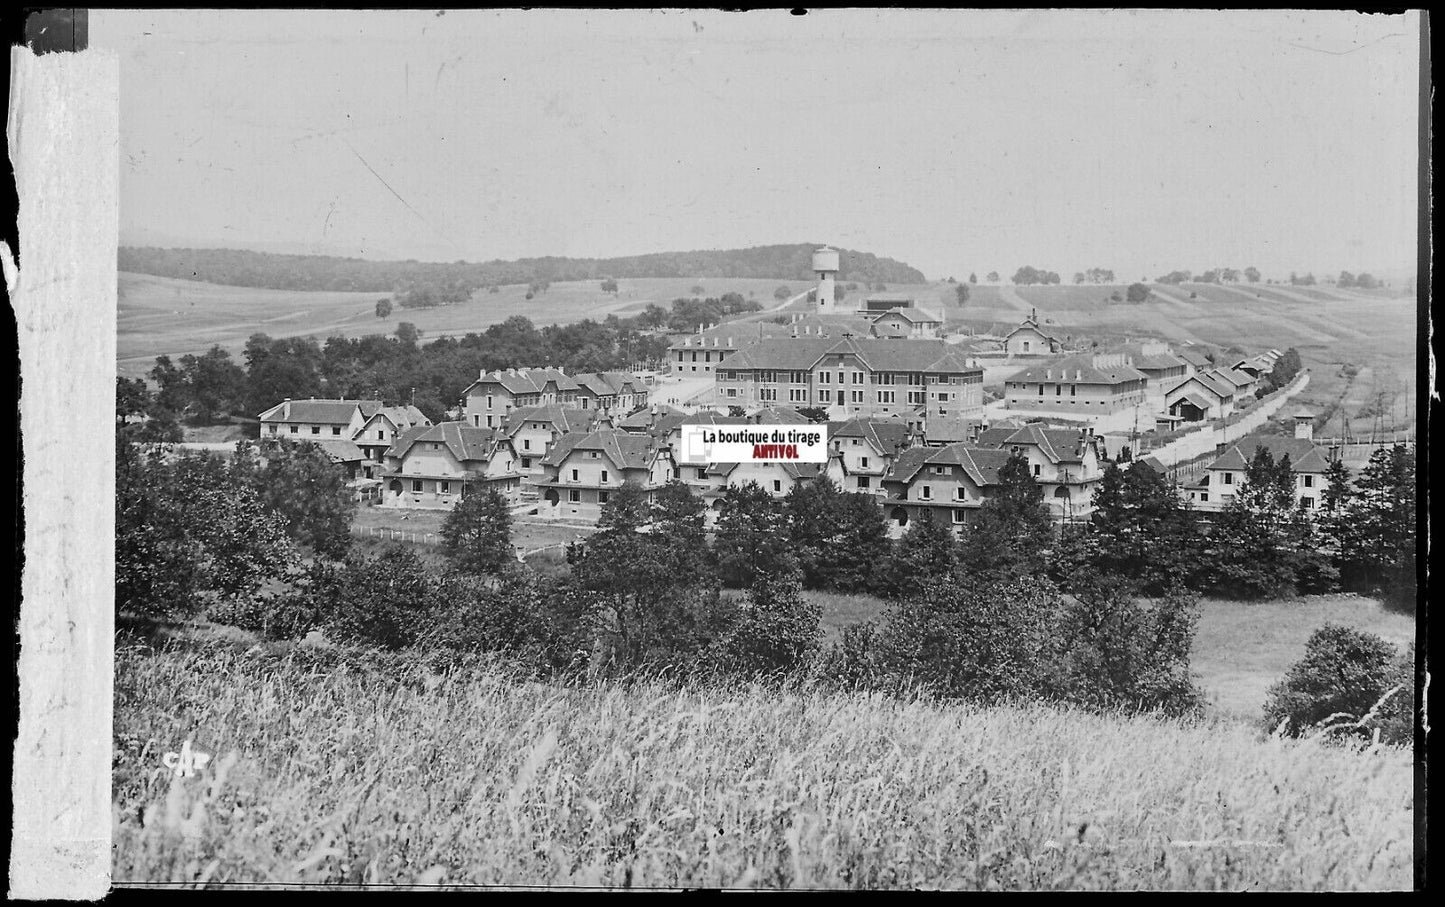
[113, 641, 1412, 890]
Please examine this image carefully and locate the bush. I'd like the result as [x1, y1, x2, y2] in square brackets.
[1262, 624, 1400, 743]
[325, 547, 444, 650]
[721, 571, 822, 675]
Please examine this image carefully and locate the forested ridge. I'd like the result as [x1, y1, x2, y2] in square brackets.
[118, 244, 927, 294]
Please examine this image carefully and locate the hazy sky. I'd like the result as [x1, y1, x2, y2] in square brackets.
[93, 9, 1422, 282]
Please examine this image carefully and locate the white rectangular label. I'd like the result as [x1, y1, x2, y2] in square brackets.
[681, 424, 829, 463]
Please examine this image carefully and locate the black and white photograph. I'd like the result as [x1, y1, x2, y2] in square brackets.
[7, 7, 1428, 893]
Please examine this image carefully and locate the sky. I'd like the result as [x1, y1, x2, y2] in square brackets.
[93, 9, 1422, 283]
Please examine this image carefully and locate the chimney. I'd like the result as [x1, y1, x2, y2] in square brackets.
[698, 323, 703, 334]
[727, 337, 734, 348]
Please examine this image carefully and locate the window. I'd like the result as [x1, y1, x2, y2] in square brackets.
[727, 388, 738, 398]
[1301, 496, 1315, 509]
[857, 476, 870, 489]
[487, 396, 493, 408]
[773, 480, 782, 493]
[1038, 385, 1044, 396]
[672, 468, 682, 479]
[332, 426, 342, 436]
[523, 439, 531, 450]
[933, 466, 947, 475]
[571, 469, 579, 482]
[818, 389, 832, 403]
[791, 370, 808, 384]
[521, 458, 531, 469]
[1070, 385, 1077, 397]
[860, 456, 869, 468]
[696, 468, 707, 480]
[877, 391, 895, 404]
[569, 489, 580, 503]
[440, 481, 450, 494]
[599, 491, 610, 504]
[954, 487, 966, 501]
[937, 393, 949, 403]
[589, 451, 600, 459]
[1056, 384, 1062, 396]
[432, 442, 440, 451]
[1023, 341, 1032, 352]
[1033, 464, 1041, 476]
[790, 389, 807, 402]
[820, 371, 830, 384]
[600, 469, 609, 483]
[1223, 472, 1233, 485]
[921, 485, 932, 500]
[953, 509, 966, 523]
[311, 426, 321, 435]
[1303, 474, 1314, 488]
[1199, 492, 1209, 503]
[852, 372, 864, 385]
[290, 425, 299, 434]
[851, 390, 864, 404]
[412, 480, 423, 493]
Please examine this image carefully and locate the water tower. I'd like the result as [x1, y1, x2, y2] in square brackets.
[812, 245, 840, 311]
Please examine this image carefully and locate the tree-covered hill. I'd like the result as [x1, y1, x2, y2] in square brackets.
[117, 244, 926, 295]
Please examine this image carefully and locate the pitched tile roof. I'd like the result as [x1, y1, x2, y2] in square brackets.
[618, 404, 691, 434]
[500, 405, 595, 437]
[667, 322, 795, 351]
[386, 421, 497, 462]
[258, 398, 383, 424]
[887, 443, 1015, 487]
[1166, 373, 1234, 400]
[1207, 436, 1331, 473]
[463, 367, 580, 397]
[872, 307, 941, 325]
[1009, 354, 1148, 386]
[721, 337, 981, 375]
[574, 371, 644, 397]
[834, 416, 913, 451]
[315, 438, 366, 462]
[539, 429, 659, 471]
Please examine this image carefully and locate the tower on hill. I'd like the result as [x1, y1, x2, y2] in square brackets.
[813, 246, 839, 311]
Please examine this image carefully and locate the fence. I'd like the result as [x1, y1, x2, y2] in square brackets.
[350, 525, 441, 546]
[1144, 370, 1311, 468]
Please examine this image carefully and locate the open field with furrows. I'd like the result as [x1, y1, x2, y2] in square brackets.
[112, 637, 1413, 889]
[806, 591, 1415, 725]
[117, 272, 816, 378]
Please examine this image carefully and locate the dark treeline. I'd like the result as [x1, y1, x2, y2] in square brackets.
[118, 244, 926, 296]
[119, 292, 768, 431]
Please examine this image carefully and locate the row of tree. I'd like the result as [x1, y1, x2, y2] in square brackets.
[118, 244, 926, 296]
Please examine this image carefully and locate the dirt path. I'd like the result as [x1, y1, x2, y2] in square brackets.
[994, 285, 1041, 315]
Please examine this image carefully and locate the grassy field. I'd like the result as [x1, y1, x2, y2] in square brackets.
[805, 591, 1415, 726]
[351, 506, 596, 554]
[118, 272, 815, 379]
[112, 637, 1413, 890]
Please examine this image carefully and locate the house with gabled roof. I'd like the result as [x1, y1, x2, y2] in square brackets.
[824, 416, 914, 495]
[499, 405, 599, 479]
[975, 424, 1105, 520]
[535, 429, 675, 522]
[1186, 414, 1334, 512]
[1164, 371, 1237, 422]
[870, 307, 943, 339]
[573, 371, 649, 414]
[618, 403, 691, 437]
[716, 337, 983, 420]
[379, 422, 522, 508]
[1003, 310, 1063, 356]
[462, 367, 580, 430]
[353, 404, 432, 476]
[703, 461, 826, 509]
[259, 398, 384, 442]
[1118, 341, 1191, 411]
[880, 443, 1017, 535]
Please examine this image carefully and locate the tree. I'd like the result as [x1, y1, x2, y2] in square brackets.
[712, 482, 791, 588]
[962, 452, 1054, 580]
[955, 283, 971, 306]
[1262, 624, 1401, 742]
[1244, 266, 1261, 284]
[784, 477, 888, 592]
[601, 277, 619, 294]
[1080, 461, 1200, 595]
[396, 321, 419, 346]
[969, 272, 977, 284]
[239, 438, 357, 558]
[1125, 282, 1150, 303]
[986, 271, 1000, 283]
[177, 346, 248, 424]
[1074, 272, 1087, 285]
[1349, 444, 1416, 610]
[1337, 271, 1356, 289]
[1355, 273, 1379, 290]
[441, 486, 515, 575]
[880, 514, 957, 599]
[116, 377, 151, 424]
[375, 298, 393, 318]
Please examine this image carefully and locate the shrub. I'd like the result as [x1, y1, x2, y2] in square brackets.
[1262, 624, 1399, 742]
[325, 547, 444, 650]
[721, 570, 822, 675]
[1373, 643, 1417, 747]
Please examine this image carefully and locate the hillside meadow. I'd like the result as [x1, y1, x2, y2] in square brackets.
[113, 637, 1413, 890]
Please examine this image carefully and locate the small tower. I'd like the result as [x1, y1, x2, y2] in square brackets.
[1293, 409, 1315, 441]
[813, 245, 840, 311]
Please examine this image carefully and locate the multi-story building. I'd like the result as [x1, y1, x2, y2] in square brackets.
[572, 371, 649, 413]
[1186, 412, 1333, 512]
[258, 398, 383, 441]
[666, 323, 795, 376]
[825, 416, 913, 494]
[1119, 342, 1191, 412]
[535, 429, 676, 522]
[880, 443, 1016, 534]
[378, 422, 522, 509]
[1164, 371, 1238, 422]
[462, 367, 580, 429]
[499, 405, 598, 479]
[975, 424, 1106, 521]
[716, 337, 983, 420]
[1002, 353, 1149, 424]
[353, 404, 432, 477]
[870, 307, 944, 339]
